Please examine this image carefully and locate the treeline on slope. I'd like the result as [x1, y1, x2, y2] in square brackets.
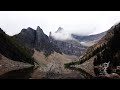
[93, 24, 120, 67]
[64, 43, 107, 68]
[65, 22, 120, 68]
[0, 29, 35, 65]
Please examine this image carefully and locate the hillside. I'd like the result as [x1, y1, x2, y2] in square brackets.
[0, 28, 35, 65]
[78, 22, 120, 66]
[65, 22, 120, 78]
[72, 31, 106, 46]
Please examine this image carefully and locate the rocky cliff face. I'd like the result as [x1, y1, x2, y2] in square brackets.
[16, 27, 36, 49]
[35, 26, 53, 54]
[49, 27, 106, 57]
[13, 26, 61, 56]
[13, 26, 106, 58]
[55, 27, 63, 33]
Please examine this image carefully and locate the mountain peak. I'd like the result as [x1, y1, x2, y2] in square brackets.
[27, 27, 33, 30]
[0, 28, 5, 34]
[49, 31, 52, 37]
[21, 27, 35, 34]
[37, 26, 41, 30]
[58, 27, 63, 30]
[36, 26, 43, 33]
[55, 27, 63, 33]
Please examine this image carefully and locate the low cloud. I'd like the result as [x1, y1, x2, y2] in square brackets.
[51, 28, 76, 41]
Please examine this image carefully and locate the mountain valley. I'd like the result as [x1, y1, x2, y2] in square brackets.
[0, 25, 115, 79]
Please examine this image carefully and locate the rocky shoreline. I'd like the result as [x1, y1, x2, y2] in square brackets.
[0, 55, 33, 76]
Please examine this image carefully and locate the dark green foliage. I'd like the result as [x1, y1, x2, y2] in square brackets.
[64, 63, 70, 68]
[94, 54, 101, 66]
[93, 23, 120, 66]
[64, 61, 80, 68]
[78, 45, 104, 64]
[66, 22, 120, 67]
[0, 29, 34, 65]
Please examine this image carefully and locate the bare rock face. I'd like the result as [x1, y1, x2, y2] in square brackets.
[49, 27, 88, 56]
[55, 27, 63, 33]
[49, 27, 106, 57]
[13, 26, 61, 56]
[18, 27, 36, 48]
[35, 26, 47, 47]
[49, 38, 87, 56]
[35, 26, 51, 51]
[49, 32, 52, 38]
[14, 26, 106, 57]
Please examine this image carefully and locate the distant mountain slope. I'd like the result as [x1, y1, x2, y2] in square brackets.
[55, 27, 63, 33]
[49, 27, 87, 56]
[0, 28, 34, 65]
[72, 31, 106, 42]
[77, 23, 120, 66]
[66, 22, 120, 73]
[49, 37, 87, 56]
[63, 23, 120, 79]
[71, 31, 107, 46]
[49, 27, 106, 56]
[13, 26, 61, 57]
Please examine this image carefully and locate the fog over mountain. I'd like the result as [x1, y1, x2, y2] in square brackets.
[1, 11, 120, 79]
[0, 11, 120, 36]
[51, 27, 75, 41]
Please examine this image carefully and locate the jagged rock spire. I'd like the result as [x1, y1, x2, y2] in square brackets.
[0, 28, 5, 34]
[49, 31, 52, 37]
[37, 26, 42, 31]
[55, 27, 63, 33]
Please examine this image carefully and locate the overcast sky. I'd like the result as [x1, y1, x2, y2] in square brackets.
[0, 11, 120, 36]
